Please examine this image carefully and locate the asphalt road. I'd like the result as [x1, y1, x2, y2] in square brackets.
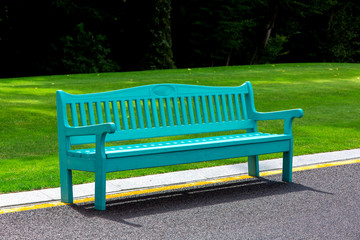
[1, 163, 359, 240]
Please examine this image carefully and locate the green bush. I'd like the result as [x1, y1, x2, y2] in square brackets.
[261, 34, 289, 63]
[61, 23, 120, 73]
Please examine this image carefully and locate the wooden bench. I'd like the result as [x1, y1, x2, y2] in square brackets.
[56, 81, 303, 210]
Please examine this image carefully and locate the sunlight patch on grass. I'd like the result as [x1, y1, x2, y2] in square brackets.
[0, 98, 41, 105]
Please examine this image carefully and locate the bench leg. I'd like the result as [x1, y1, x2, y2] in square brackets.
[95, 170, 107, 210]
[60, 168, 73, 204]
[282, 150, 293, 182]
[248, 155, 259, 177]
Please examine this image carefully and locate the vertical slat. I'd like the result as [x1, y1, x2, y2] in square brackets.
[200, 96, 209, 123]
[227, 94, 235, 121]
[180, 96, 188, 125]
[111, 101, 121, 130]
[128, 100, 137, 129]
[158, 98, 167, 127]
[135, 99, 145, 129]
[120, 100, 129, 130]
[151, 98, 160, 127]
[165, 98, 174, 126]
[214, 95, 223, 122]
[194, 96, 202, 124]
[172, 97, 181, 125]
[79, 103, 87, 126]
[187, 97, 195, 124]
[240, 94, 248, 120]
[207, 95, 216, 123]
[104, 101, 112, 123]
[143, 99, 152, 128]
[95, 102, 104, 124]
[221, 94, 229, 122]
[70, 103, 79, 126]
[234, 94, 242, 120]
[87, 102, 96, 125]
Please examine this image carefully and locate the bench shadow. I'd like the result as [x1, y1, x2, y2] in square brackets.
[69, 177, 332, 227]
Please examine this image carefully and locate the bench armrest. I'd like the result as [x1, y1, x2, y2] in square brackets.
[253, 109, 303, 121]
[65, 123, 116, 137]
[65, 123, 116, 159]
[244, 81, 303, 135]
[252, 109, 303, 135]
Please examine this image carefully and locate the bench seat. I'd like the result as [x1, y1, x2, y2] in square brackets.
[68, 132, 290, 159]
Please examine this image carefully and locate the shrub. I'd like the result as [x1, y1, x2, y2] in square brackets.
[61, 23, 120, 73]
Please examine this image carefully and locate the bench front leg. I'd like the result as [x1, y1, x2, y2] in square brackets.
[94, 133, 107, 210]
[59, 136, 73, 204]
[60, 165, 73, 204]
[95, 169, 107, 210]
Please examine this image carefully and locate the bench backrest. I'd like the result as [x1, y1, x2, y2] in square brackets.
[57, 81, 257, 145]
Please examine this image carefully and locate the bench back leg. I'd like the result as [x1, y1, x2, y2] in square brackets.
[282, 141, 293, 182]
[248, 155, 259, 177]
[60, 167, 74, 203]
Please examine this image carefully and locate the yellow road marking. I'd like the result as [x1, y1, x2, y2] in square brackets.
[0, 202, 71, 215]
[1, 158, 359, 215]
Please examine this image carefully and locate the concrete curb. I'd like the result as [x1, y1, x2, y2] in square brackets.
[1, 148, 359, 209]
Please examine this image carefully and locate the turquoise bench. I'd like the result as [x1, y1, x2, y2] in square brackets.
[56, 81, 303, 210]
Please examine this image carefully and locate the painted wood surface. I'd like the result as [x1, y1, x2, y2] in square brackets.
[57, 81, 303, 210]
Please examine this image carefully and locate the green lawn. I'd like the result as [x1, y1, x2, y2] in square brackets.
[1, 63, 359, 193]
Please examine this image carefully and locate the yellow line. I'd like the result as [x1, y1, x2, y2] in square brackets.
[0, 202, 71, 215]
[259, 159, 360, 177]
[1, 158, 359, 215]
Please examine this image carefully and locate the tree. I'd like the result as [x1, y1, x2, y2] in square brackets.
[61, 23, 119, 73]
[172, 0, 261, 67]
[1, 0, 359, 78]
[250, 0, 279, 64]
[324, 0, 360, 62]
[141, 0, 175, 70]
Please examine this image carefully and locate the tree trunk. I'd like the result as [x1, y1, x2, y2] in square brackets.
[142, 0, 175, 70]
[226, 49, 232, 66]
[250, 0, 279, 65]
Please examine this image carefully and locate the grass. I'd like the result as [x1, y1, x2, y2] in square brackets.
[0, 63, 359, 193]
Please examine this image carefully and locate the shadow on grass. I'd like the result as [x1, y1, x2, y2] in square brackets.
[69, 176, 332, 227]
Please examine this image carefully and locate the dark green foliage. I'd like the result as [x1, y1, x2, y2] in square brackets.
[172, 0, 260, 67]
[141, 0, 175, 70]
[0, 0, 359, 77]
[61, 23, 119, 73]
[325, 1, 360, 62]
[261, 34, 289, 63]
[173, 0, 360, 67]
[0, 0, 122, 76]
